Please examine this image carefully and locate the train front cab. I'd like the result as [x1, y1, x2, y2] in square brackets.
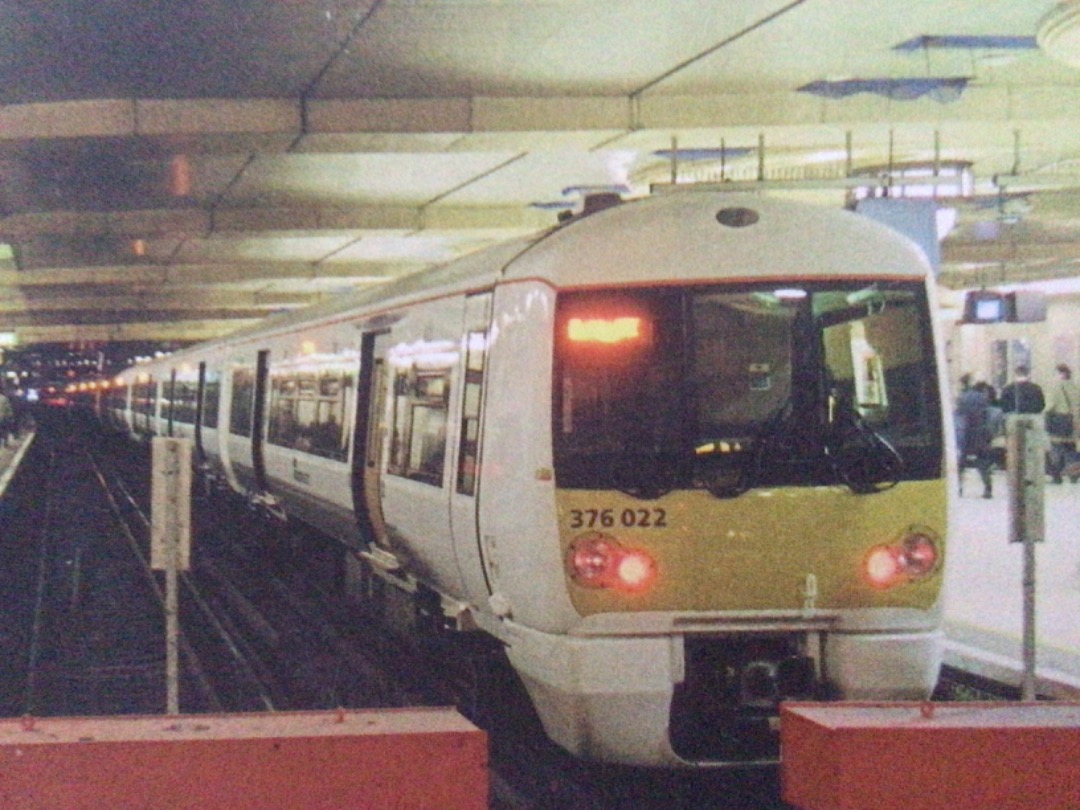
[499, 276, 948, 766]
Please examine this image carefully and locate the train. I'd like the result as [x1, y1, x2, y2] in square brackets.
[90, 190, 950, 767]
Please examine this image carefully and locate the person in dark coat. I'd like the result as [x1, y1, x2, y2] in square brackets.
[955, 375, 995, 498]
[999, 365, 1045, 415]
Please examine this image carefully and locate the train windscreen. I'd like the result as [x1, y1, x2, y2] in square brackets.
[553, 281, 942, 496]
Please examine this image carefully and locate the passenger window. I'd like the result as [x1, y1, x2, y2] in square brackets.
[266, 350, 357, 462]
[172, 375, 199, 425]
[230, 368, 255, 437]
[388, 362, 451, 487]
[133, 376, 156, 433]
[110, 384, 129, 420]
[201, 370, 221, 429]
[456, 330, 487, 495]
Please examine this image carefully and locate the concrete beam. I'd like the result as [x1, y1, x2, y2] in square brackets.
[0, 262, 409, 288]
[0, 98, 299, 152]
[943, 239, 1080, 265]
[0, 204, 549, 239]
[5, 90, 1080, 148]
[0, 289, 317, 313]
[12, 318, 262, 345]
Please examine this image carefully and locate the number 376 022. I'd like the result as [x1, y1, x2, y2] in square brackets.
[567, 507, 668, 530]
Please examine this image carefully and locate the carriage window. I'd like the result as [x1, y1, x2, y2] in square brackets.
[133, 378, 155, 416]
[109, 384, 129, 416]
[266, 349, 357, 462]
[172, 375, 199, 425]
[457, 330, 487, 495]
[230, 367, 255, 437]
[201, 370, 220, 429]
[387, 340, 455, 487]
[132, 377, 156, 433]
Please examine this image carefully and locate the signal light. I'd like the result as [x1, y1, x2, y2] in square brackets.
[567, 532, 657, 593]
[863, 527, 940, 590]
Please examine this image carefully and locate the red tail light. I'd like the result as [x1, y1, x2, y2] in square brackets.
[863, 527, 940, 590]
[567, 532, 657, 593]
[902, 531, 939, 576]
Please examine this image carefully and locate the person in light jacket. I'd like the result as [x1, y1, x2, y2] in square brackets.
[1046, 364, 1080, 484]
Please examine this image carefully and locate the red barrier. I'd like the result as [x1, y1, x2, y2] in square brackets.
[781, 702, 1080, 810]
[0, 709, 487, 809]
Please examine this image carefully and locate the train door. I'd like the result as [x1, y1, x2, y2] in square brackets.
[251, 349, 271, 493]
[353, 331, 390, 549]
[194, 361, 206, 462]
[450, 293, 496, 603]
[224, 353, 266, 494]
[217, 359, 242, 491]
[166, 369, 177, 437]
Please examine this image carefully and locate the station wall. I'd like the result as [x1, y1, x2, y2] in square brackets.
[943, 293, 1080, 397]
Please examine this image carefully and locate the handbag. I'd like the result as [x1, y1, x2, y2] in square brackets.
[1046, 384, 1075, 437]
[1046, 411, 1074, 437]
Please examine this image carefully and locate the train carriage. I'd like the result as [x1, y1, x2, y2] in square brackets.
[111, 191, 950, 766]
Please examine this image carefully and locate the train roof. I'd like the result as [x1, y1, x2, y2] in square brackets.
[503, 190, 932, 289]
[124, 191, 931, 371]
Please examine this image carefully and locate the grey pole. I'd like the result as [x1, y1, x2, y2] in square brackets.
[1006, 415, 1044, 702]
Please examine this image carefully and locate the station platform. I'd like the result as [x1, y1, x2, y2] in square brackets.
[945, 469, 1080, 697]
[0, 428, 35, 501]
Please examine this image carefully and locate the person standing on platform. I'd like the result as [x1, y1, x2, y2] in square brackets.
[1045, 364, 1080, 484]
[1000, 365, 1045, 416]
[999, 365, 1046, 488]
[956, 375, 995, 498]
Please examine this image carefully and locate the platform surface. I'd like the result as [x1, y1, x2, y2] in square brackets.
[945, 471, 1080, 695]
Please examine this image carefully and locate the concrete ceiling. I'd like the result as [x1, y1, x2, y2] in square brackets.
[4, 0, 1080, 346]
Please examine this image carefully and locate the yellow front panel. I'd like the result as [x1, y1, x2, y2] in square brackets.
[557, 480, 946, 615]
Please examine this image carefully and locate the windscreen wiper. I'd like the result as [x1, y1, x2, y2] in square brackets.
[823, 407, 904, 494]
[613, 448, 681, 500]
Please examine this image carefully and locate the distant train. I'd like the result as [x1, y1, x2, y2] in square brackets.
[91, 191, 950, 766]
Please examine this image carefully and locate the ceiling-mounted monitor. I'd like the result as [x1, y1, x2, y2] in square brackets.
[962, 290, 1006, 323]
[960, 289, 1047, 324]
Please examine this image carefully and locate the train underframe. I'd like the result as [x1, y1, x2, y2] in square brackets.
[202, 465, 945, 769]
[502, 619, 943, 767]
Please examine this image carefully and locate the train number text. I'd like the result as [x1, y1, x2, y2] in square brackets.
[568, 508, 668, 530]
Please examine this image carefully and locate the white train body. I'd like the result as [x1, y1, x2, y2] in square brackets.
[105, 192, 950, 766]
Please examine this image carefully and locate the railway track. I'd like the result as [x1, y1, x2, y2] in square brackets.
[2, 412, 266, 717]
[16, 423, 178, 716]
[14, 411, 979, 806]
[3, 412, 803, 807]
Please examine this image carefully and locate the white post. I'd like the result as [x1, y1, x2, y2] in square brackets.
[151, 437, 193, 715]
